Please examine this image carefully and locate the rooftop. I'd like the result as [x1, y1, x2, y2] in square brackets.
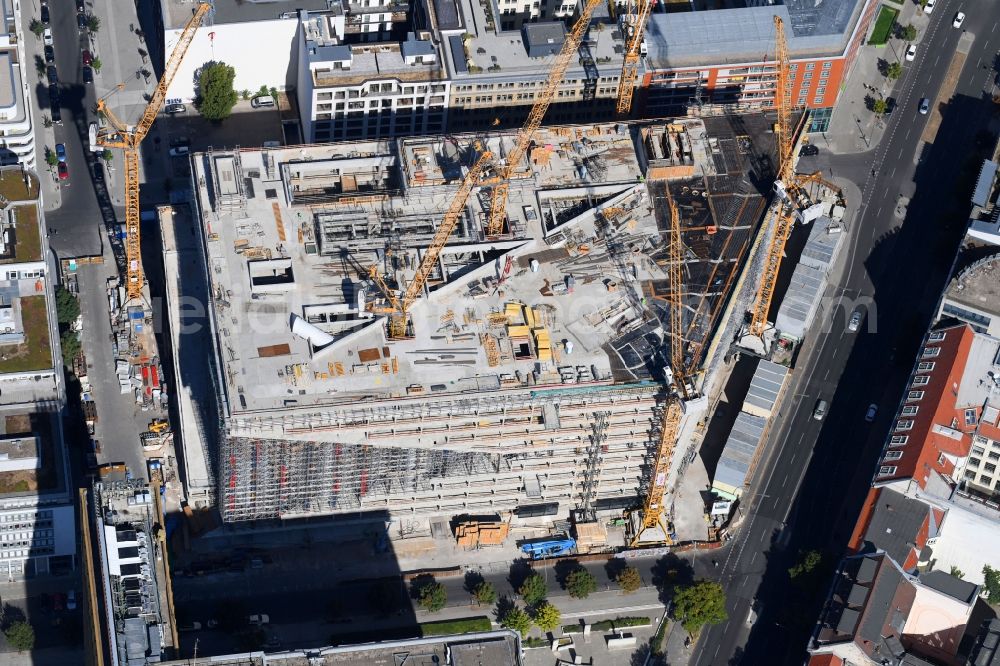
[944, 251, 1000, 319]
[645, 0, 866, 69]
[191, 117, 774, 417]
[849, 487, 933, 571]
[162, 0, 333, 30]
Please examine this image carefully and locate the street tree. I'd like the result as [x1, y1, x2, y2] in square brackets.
[950, 565, 965, 579]
[886, 62, 903, 80]
[86, 14, 100, 33]
[518, 572, 547, 606]
[29, 19, 44, 37]
[498, 605, 532, 635]
[61, 331, 81, 365]
[92, 57, 103, 73]
[983, 565, 1000, 602]
[873, 98, 888, 115]
[902, 24, 918, 41]
[473, 581, 497, 606]
[55, 286, 80, 324]
[417, 581, 448, 613]
[196, 62, 239, 121]
[4, 621, 35, 651]
[672, 580, 728, 636]
[616, 565, 643, 594]
[788, 550, 822, 579]
[45, 148, 58, 168]
[532, 601, 561, 632]
[565, 568, 598, 599]
[102, 149, 114, 163]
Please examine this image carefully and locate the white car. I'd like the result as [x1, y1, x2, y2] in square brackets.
[66, 590, 77, 611]
[905, 44, 917, 62]
[248, 614, 270, 626]
[43, 27, 53, 45]
[848, 309, 864, 333]
[953, 11, 965, 28]
[924, 0, 935, 13]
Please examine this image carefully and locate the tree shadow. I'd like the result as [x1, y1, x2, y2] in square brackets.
[408, 573, 436, 600]
[494, 595, 517, 621]
[464, 570, 485, 594]
[507, 558, 534, 591]
[605, 558, 628, 582]
[1, 602, 26, 630]
[728, 646, 745, 665]
[877, 58, 889, 77]
[650, 554, 694, 605]
[553, 558, 582, 589]
[631, 643, 653, 666]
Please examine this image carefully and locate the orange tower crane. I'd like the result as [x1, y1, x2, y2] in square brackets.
[629, 185, 687, 547]
[96, 3, 211, 302]
[368, 144, 495, 338]
[616, 0, 655, 116]
[484, 0, 605, 237]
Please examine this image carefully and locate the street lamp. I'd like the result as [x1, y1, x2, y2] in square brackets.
[853, 114, 870, 148]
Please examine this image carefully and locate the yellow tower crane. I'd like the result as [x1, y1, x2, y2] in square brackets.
[629, 185, 687, 547]
[747, 16, 845, 338]
[368, 144, 495, 338]
[484, 0, 605, 237]
[96, 3, 211, 303]
[615, 0, 654, 116]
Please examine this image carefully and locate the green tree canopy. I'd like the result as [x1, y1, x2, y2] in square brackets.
[56, 285, 80, 325]
[901, 23, 918, 41]
[788, 550, 822, 580]
[616, 565, 642, 594]
[518, 572, 547, 606]
[887, 61, 903, 80]
[196, 62, 239, 121]
[473, 581, 497, 606]
[5, 621, 35, 651]
[983, 565, 1000, 602]
[565, 568, 598, 599]
[498, 605, 531, 635]
[61, 330, 81, 366]
[417, 580, 447, 613]
[532, 600, 561, 632]
[86, 14, 100, 33]
[672, 580, 728, 635]
[949, 565, 965, 579]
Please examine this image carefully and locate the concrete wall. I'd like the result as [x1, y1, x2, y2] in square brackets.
[164, 19, 300, 102]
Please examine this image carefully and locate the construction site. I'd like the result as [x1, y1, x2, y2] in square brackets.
[178, 109, 794, 542]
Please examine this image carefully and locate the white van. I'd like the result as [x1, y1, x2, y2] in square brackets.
[251, 95, 275, 108]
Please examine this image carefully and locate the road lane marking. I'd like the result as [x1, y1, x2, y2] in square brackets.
[832, 346, 839, 359]
[994, 22, 998, 33]
[934, 54, 941, 67]
[876, 206, 882, 217]
[905, 127, 911, 140]
[889, 167, 896, 178]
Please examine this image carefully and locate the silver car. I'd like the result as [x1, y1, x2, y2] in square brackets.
[848, 309, 864, 333]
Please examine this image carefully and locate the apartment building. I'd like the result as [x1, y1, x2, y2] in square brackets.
[0, 0, 36, 168]
[642, 0, 879, 132]
[296, 9, 448, 142]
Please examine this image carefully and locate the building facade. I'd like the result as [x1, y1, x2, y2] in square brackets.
[0, 0, 36, 168]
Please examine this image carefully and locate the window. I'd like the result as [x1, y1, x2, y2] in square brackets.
[986, 463, 997, 473]
[970, 457, 982, 467]
[912, 375, 930, 386]
[884, 450, 904, 461]
[989, 451, 1000, 461]
[878, 465, 897, 477]
[981, 474, 994, 485]
[973, 446, 986, 456]
[965, 408, 978, 426]
[917, 362, 936, 372]
[895, 420, 914, 431]
[901, 406, 919, 416]
[907, 391, 924, 402]
[922, 346, 941, 358]
[928, 331, 946, 342]
[890, 435, 909, 447]
[813, 97, 824, 105]
[806, 62, 816, 70]
[816, 87, 826, 95]
[822, 61, 832, 69]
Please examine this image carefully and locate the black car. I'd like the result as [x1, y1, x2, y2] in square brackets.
[40, 4, 50, 23]
[82, 66, 93, 84]
[798, 144, 819, 157]
[50, 104, 62, 124]
[77, 12, 87, 30]
[48, 83, 60, 106]
[46, 65, 57, 85]
[75, 0, 84, 10]
[44, 45, 54, 63]
[93, 163, 104, 184]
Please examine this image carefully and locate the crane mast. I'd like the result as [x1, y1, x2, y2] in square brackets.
[97, 2, 211, 302]
[484, 0, 604, 237]
[615, 0, 654, 116]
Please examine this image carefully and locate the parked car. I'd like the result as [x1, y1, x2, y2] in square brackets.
[77, 12, 88, 30]
[55, 143, 66, 162]
[82, 50, 93, 66]
[82, 66, 93, 84]
[44, 45, 55, 63]
[247, 614, 270, 626]
[848, 309, 864, 333]
[953, 11, 966, 28]
[58, 162, 69, 181]
[169, 136, 190, 148]
[905, 44, 917, 62]
[164, 103, 186, 114]
[93, 162, 104, 184]
[46, 65, 57, 85]
[169, 146, 189, 157]
[76, 0, 84, 10]
[178, 622, 203, 632]
[918, 97, 930, 114]
[43, 27, 53, 46]
[799, 143, 819, 157]
[884, 97, 897, 115]
[40, 5, 50, 24]
[50, 104, 62, 124]
[924, 0, 935, 13]
[813, 399, 828, 421]
[865, 404, 878, 422]
[66, 590, 77, 611]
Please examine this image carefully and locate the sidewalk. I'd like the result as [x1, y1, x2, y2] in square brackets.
[824, 0, 926, 154]
[19, 14, 62, 213]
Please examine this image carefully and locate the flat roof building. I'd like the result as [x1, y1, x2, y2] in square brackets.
[0, 0, 37, 168]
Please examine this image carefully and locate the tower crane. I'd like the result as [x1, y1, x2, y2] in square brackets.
[96, 3, 211, 303]
[483, 0, 605, 237]
[615, 0, 654, 116]
[629, 185, 687, 547]
[747, 16, 845, 339]
[368, 144, 495, 339]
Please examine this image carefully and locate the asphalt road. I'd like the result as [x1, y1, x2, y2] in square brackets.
[693, 1, 1000, 664]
